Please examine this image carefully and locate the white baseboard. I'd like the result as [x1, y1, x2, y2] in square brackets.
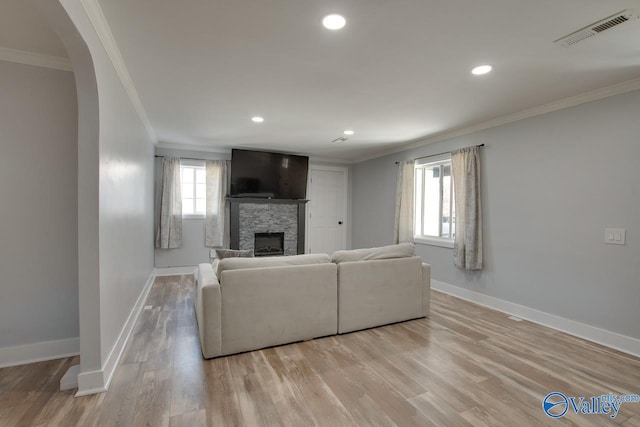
[60, 364, 80, 391]
[76, 369, 107, 396]
[0, 337, 80, 368]
[432, 280, 640, 358]
[76, 271, 156, 396]
[153, 266, 196, 277]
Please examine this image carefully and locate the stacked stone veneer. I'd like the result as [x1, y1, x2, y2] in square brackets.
[239, 203, 298, 255]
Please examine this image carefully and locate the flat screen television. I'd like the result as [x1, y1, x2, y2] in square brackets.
[230, 149, 309, 199]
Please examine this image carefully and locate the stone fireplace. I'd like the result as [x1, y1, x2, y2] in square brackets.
[228, 198, 308, 255]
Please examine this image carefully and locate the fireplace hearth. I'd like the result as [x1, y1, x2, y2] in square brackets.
[254, 232, 285, 257]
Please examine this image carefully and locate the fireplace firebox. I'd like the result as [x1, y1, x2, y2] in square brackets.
[254, 232, 285, 257]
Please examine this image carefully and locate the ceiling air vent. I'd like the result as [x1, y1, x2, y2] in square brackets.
[554, 9, 639, 47]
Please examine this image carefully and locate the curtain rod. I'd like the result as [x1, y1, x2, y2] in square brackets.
[395, 144, 484, 165]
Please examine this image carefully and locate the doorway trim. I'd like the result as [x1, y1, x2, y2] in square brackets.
[306, 164, 349, 254]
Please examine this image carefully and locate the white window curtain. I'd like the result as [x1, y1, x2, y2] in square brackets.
[451, 146, 482, 270]
[205, 160, 229, 247]
[394, 160, 415, 244]
[155, 156, 183, 249]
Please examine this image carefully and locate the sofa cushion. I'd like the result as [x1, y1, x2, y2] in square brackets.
[217, 253, 331, 278]
[331, 243, 416, 264]
[214, 248, 254, 259]
[211, 259, 220, 277]
[337, 256, 423, 333]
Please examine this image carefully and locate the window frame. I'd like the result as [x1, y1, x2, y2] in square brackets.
[413, 154, 455, 249]
[180, 159, 206, 219]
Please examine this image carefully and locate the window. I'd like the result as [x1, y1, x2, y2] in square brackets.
[414, 155, 455, 247]
[180, 161, 206, 217]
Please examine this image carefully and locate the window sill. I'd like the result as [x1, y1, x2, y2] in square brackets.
[183, 214, 205, 220]
[414, 236, 454, 249]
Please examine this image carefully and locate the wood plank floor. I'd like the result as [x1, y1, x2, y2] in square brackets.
[1, 274, 639, 426]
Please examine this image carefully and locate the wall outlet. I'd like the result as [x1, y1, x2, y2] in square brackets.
[604, 228, 626, 245]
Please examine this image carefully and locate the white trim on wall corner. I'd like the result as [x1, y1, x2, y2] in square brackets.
[0, 337, 79, 369]
[60, 364, 80, 391]
[79, 0, 157, 142]
[432, 280, 640, 359]
[75, 368, 106, 396]
[0, 47, 73, 72]
[76, 271, 155, 397]
[355, 76, 640, 164]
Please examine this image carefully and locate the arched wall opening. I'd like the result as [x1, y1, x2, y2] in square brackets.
[34, 0, 156, 396]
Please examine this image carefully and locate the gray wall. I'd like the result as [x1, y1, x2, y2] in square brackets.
[155, 218, 211, 267]
[90, 49, 155, 366]
[0, 61, 78, 348]
[352, 89, 640, 340]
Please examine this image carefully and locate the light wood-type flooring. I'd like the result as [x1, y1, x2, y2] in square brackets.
[1, 274, 640, 426]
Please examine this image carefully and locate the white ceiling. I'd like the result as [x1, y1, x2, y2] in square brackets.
[0, 0, 68, 58]
[55, 1, 640, 160]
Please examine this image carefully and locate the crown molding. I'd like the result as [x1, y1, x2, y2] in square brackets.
[354, 76, 640, 163]
[308, 156, 354, 165]
[0, 46, 73, 72]
[79, 0, 157, 142]
[155, 141, 231, 155]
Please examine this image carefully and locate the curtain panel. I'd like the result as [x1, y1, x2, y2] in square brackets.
[451, 146, 482, 270]
[394, 160, 415, 244]
[155, 156, 183, 249]
[205, 160, 230, 247]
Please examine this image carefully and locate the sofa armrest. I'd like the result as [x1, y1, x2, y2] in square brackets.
[422, 263, 431, 316]
[196, 263, 222, 358]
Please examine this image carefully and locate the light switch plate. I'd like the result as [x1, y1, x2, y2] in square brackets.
[604, 228, 626, 245]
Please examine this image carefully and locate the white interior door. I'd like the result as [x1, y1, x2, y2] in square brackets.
[307, 166, 347, 254]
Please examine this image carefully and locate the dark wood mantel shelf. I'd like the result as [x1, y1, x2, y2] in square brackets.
[227, 197, 309, 205]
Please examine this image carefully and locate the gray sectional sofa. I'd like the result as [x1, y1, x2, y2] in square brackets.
[196, 243, 431, 359]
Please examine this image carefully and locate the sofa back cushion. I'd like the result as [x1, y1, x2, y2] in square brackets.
[217, 253, 331, 278]
[220, 263, 337, 355]
[331, 243, 416, 264]
[337, 256, 423, 333]
[211, 248, 254, 260]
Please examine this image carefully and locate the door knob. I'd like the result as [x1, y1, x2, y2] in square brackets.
[338, 221, 343, 225]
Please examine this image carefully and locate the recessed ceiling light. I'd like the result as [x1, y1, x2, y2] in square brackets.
[323, 14, 346, 30]
[471, 65, 492, 75]
[343, 130, 354, 135]
[251, 116, 264, 123]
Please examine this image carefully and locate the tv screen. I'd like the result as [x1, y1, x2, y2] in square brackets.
[230, 149, 309, 199]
